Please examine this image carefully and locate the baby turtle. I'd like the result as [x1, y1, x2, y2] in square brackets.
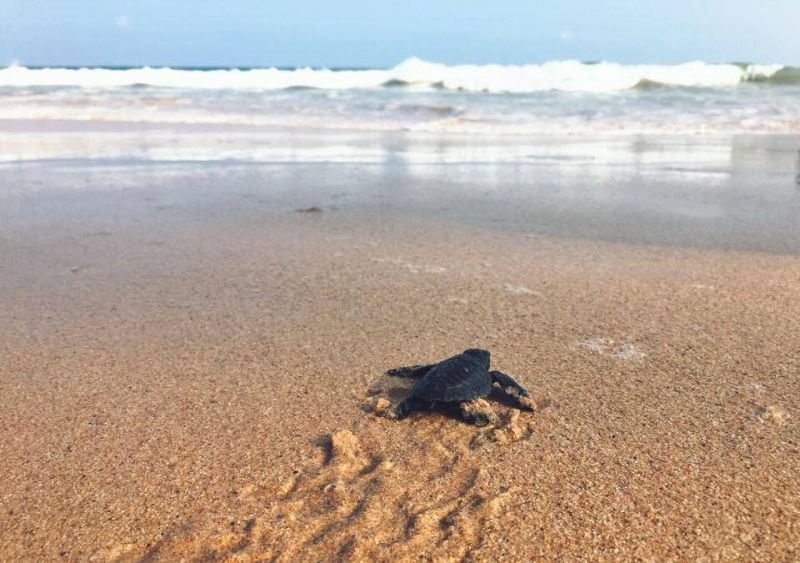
[386, 348, 533, 425]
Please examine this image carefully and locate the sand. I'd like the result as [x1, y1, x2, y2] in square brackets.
[1, 157, 799, 560]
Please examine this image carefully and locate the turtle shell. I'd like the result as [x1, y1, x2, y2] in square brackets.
[410, 352, 493, 402]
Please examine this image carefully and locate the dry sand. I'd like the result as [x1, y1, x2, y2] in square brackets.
[1, 160, 799, 560]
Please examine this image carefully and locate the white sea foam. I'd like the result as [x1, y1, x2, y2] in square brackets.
[0, 58, 787, 92]
[390, 58, 785, 92]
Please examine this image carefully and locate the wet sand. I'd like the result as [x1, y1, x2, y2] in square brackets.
[1, 153, 800, 560]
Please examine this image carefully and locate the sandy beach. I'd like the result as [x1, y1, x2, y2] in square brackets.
[1, 135, 800, 559]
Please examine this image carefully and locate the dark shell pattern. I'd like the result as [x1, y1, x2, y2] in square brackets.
[411, 353, 493, 402]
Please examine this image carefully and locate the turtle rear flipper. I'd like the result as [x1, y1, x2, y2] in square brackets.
[491, 371, 534, 410]
[392, 396, 430, 420]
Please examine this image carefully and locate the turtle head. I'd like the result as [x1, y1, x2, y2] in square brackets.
[463, 348, 490, 369]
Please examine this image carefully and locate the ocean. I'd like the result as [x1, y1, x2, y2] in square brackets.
[2, 58, 800, 137]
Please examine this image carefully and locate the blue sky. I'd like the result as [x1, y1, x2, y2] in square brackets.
[2, 0, 799, 67]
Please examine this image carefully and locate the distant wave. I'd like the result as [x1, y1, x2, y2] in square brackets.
[756, 66, 800, 85]
[0, 58, 793, 92]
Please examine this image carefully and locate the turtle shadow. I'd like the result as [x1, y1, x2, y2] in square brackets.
[487, 385, 521, 408]
[361, 385, 467, 423]
[313, 434, 336, 464]
[380, 385, 413, 402]
[486, 385, 550, 409]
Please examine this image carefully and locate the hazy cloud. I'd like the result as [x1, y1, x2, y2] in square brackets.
[115, 16, 131, 29]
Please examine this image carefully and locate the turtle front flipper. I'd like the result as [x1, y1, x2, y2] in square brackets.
[386, 364, 436, 378]
[490, 371, 534, 410]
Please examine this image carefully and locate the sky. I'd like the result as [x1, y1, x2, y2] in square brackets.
[2, 0, 800, 67]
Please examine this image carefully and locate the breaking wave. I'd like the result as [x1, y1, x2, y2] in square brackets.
[0, 58, 793, 93]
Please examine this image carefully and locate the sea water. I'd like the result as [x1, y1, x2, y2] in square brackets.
[2, 58, 800, 136]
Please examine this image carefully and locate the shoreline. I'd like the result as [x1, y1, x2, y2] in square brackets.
[3, 142, 800, 254]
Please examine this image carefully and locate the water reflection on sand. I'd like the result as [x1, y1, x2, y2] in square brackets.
[1, 121, 799, 253]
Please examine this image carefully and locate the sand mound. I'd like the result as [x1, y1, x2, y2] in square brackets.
[460, 398, 499, 425]
[755, 405, 790, 425]
[488, 410, 535, 446]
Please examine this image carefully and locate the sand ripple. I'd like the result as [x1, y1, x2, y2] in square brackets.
[122, 381, 544, 561]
